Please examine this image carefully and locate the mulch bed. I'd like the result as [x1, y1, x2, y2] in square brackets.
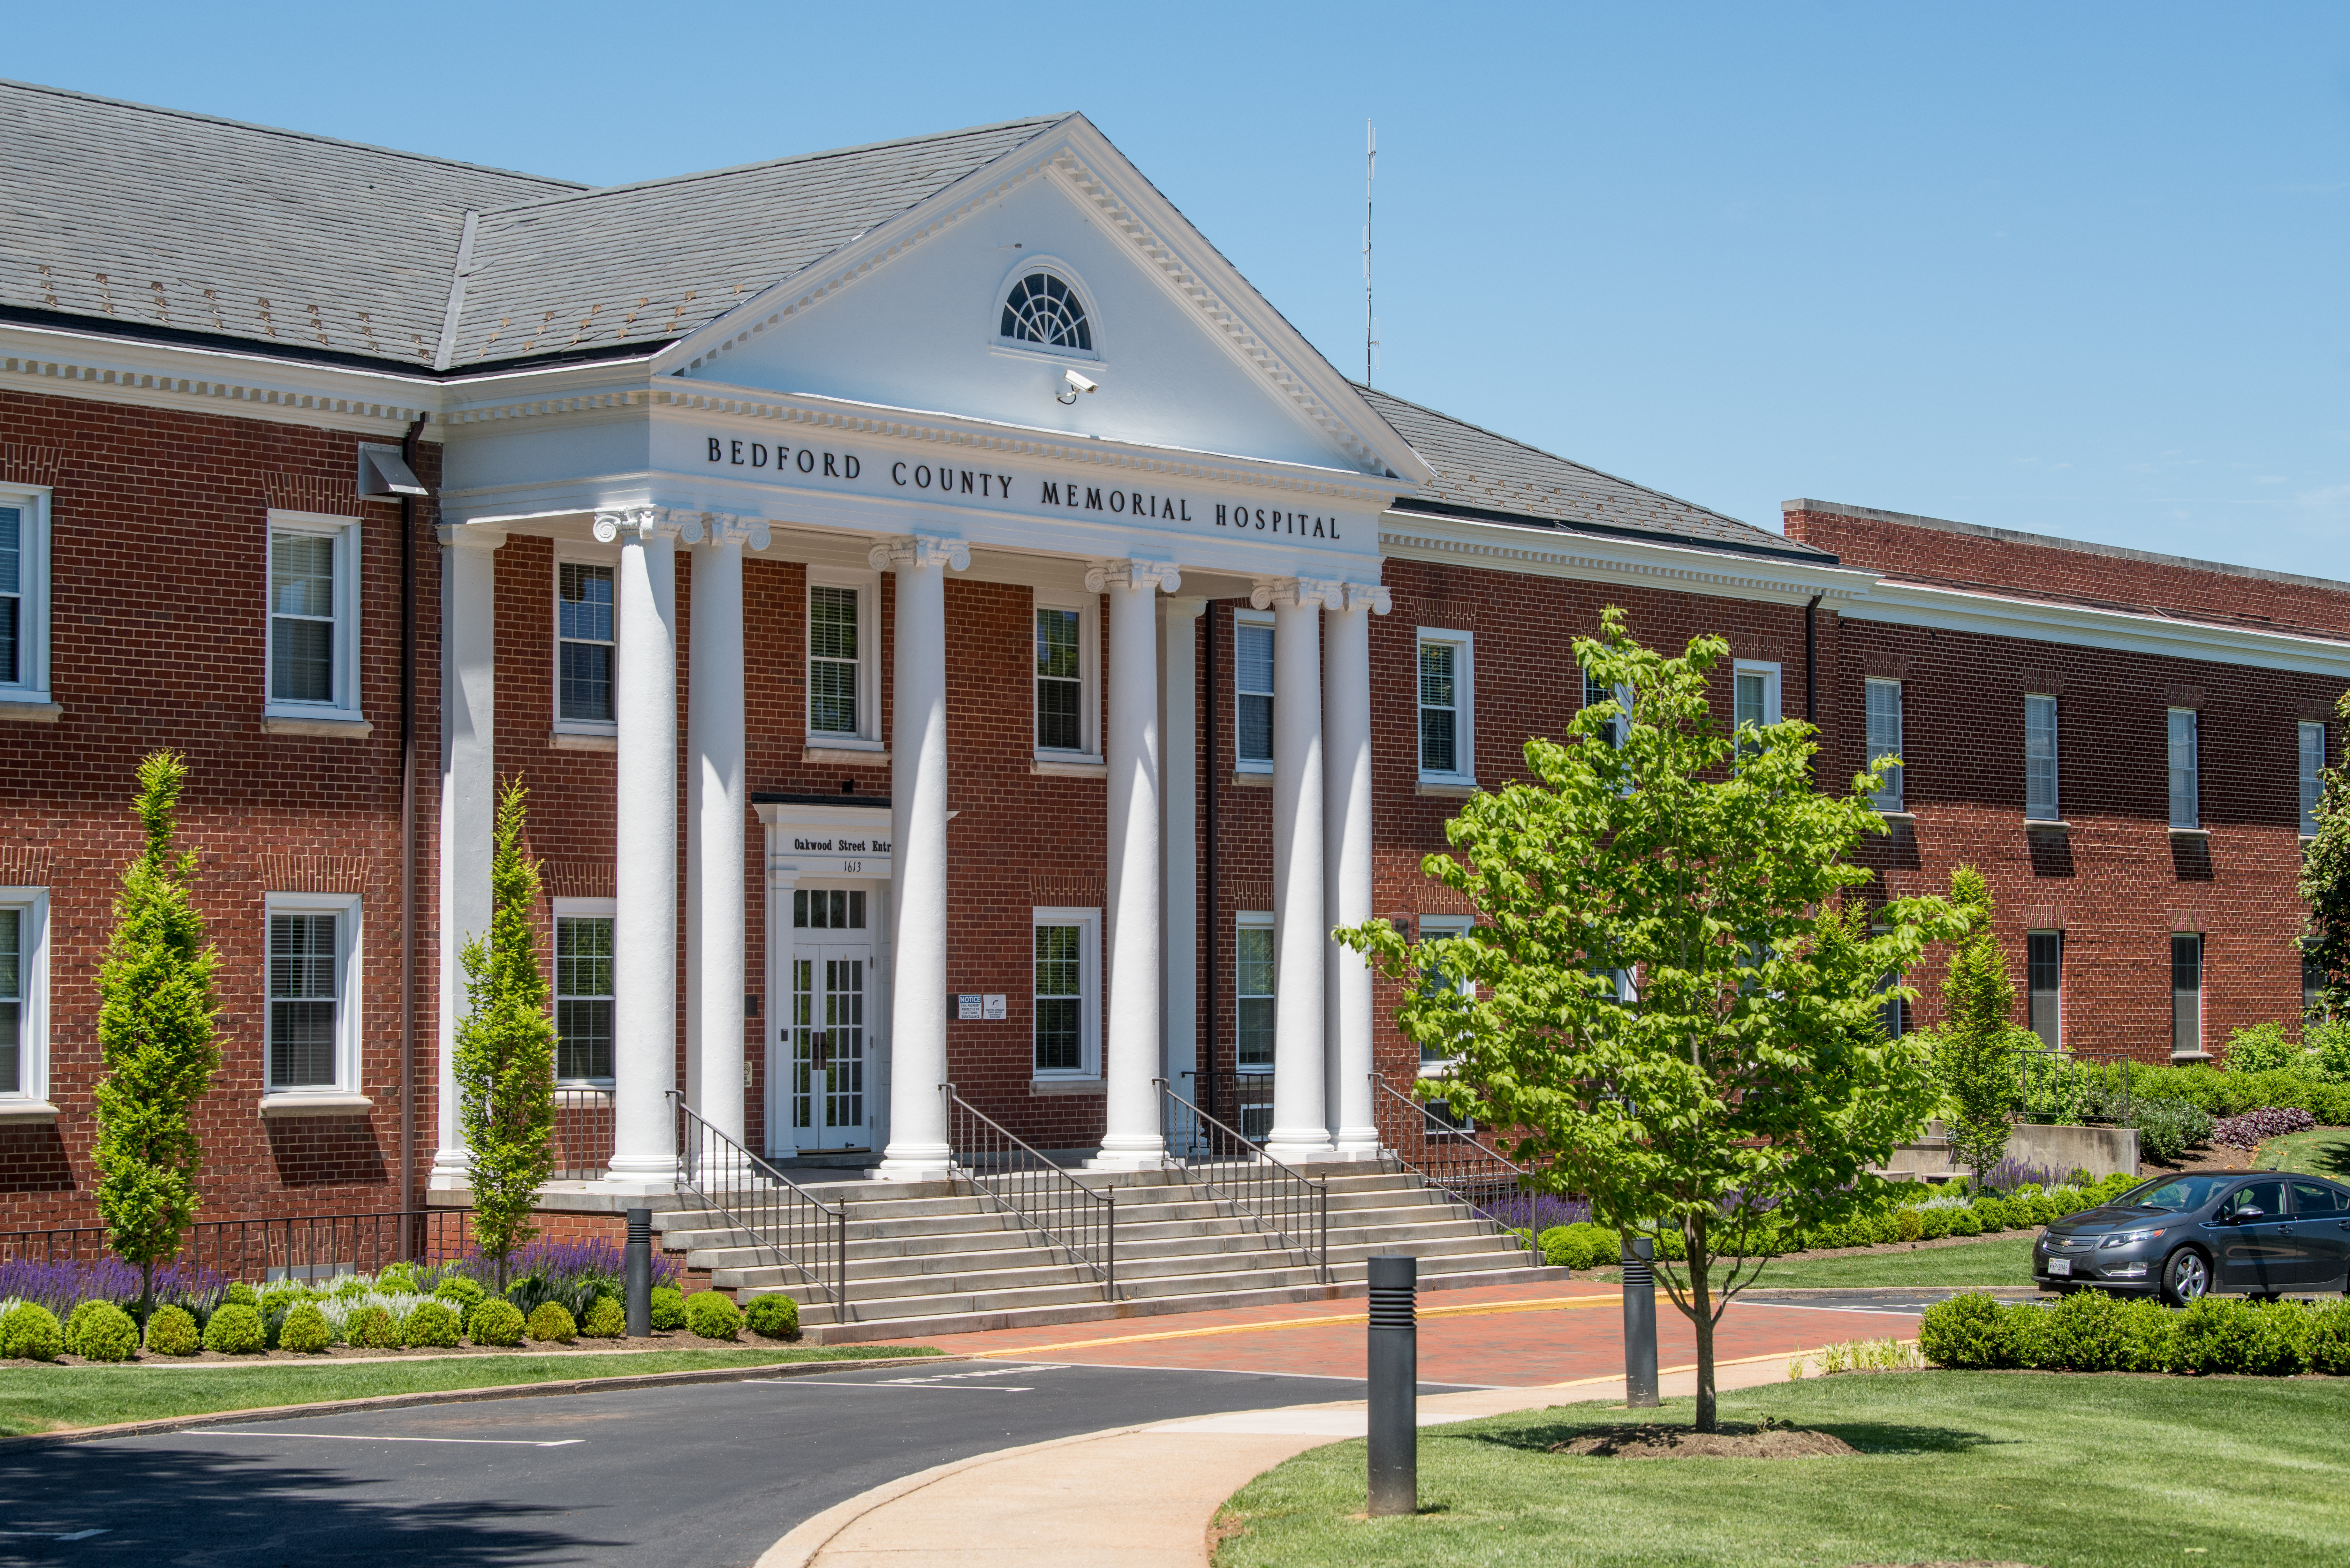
[1550, 1420, 1859, 1460]
[11, 1330, 783, 1368]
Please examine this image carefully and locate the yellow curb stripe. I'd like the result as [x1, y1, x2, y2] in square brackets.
[967, 1294, 1621, 1358]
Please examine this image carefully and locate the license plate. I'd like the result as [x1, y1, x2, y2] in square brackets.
[2047, 1258, 2072, 1277]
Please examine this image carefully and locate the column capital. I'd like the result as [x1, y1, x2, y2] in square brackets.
[1161, 594, 1209, 621]
[1250, 576, 1346, 611]
[595, 506, 698, 545]
[868, 534, 971, 573]
[1331, 581, 1392, 615]
[1084, 560, 1182, 595]
[697, 511, 773, 551]
[436, 522, 508, 551]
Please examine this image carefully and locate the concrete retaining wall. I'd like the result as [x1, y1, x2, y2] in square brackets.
[1880, 1121, 2139, 1181]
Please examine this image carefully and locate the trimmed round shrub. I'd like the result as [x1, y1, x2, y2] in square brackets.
[1916, 1206, 1954, 1241]
[144, 1305, 200, 1357]
[1919, 1292, 2007, 1369]
[2041, 1287, 2135, 1372]
[64, 1301, 139, 1363]
[745, 1294, 800, 1341]
[1948, 1206, 1984, 1238]
[648, 1285, 686, 1331]
[344, 1305, 400, 1350]
[433, 1276, 486, 1311]
[403, 1300, 462, 1349]
[0, 1302, 64, 1362]
[375, 1262, 421, 1294]
[525, 1302, 577, 1344]
[1893, 1206, 1924, 1243]
[1970, 1197, 2013, 1233]
[222, 1282, 259, 1308]
[278, 1305, 333, 1354]
[580, 1296, 627, 1339]
[202, 1303, 266, 1355]
[468, 1299, 525, 1347]
[2306, 1299, 2350, 1376]
[1539, 1222, 1621, 1271]
[2166, 1297, 2308, 1378]
[684, 1291, 741, 1341]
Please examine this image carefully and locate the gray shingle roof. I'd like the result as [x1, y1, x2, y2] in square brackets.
[444, 117, 1071, 369]
[0, 79, 580, 365]
[1362, 386, 1832, 561]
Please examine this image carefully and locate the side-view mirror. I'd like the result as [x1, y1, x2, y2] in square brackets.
[2228, 1206, 2265, 1224]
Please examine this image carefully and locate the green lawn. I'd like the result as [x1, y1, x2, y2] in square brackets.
[1215, 1371, 2350, 1567]
[0, 1344, 936, 1436]
[2256, 1126, 2350, 1181]
[1733, 1234, 2038, 1288]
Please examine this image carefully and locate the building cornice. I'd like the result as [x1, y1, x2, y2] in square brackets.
[1379, 510, 1875, 607]
[0, 321, 438, 435]
[1846, 578, 2350, 678]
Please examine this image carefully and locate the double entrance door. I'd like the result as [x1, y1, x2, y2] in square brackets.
[782, 884, 877, 1156]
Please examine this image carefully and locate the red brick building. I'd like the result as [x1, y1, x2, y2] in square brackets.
[0, 82, 2341, 1229]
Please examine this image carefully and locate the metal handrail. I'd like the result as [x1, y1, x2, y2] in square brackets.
[940, 1083, 1117, 1299]
[1370, 1073, 1542, 1263]
[670, 1092, 849, 1312]
[1157, 1077, 1329, 1283]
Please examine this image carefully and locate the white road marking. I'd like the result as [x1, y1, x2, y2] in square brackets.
[193, 1430, 584, 1447]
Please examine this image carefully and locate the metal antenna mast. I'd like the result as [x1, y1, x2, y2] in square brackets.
[1363, 121, 1378, 386]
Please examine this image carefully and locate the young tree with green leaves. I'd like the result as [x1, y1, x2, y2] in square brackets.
[454, 778, 557, 1288]
[1338, 608, 1965, 1433]
[2301, 687, 2350, 1023]
[93, 751, 223, 1318]
[1933, 866, 2031, 1189]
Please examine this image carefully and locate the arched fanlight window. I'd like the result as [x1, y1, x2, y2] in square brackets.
[1000, 272, 1092, 352]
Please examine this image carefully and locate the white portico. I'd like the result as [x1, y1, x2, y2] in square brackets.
[425, 113, 1432, 1187]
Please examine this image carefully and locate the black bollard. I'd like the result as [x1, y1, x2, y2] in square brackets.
[1366, 1254, 1418, 1517]
[625, 1207, 653, 1338]
[1621, 1233, 1659, 1408]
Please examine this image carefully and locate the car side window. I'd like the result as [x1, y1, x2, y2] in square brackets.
[2289, 1181, 2344, 1216]
[2224, 1180, 2285, 1219]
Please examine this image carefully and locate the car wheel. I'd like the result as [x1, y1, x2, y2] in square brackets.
[2161, 1247, 2210, 1307]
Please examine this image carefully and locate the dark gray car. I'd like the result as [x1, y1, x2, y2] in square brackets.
[2033, 1172, 2350, 1304]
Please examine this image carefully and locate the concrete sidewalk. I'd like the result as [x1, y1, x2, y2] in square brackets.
[756, 1350, 1817, 1568]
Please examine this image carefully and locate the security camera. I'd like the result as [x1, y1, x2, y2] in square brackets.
[1057, 367, 1099, 405]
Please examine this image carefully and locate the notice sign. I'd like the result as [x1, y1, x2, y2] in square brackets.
[983, 994, 1007, 1021]
[954, 994, 1009, 1021]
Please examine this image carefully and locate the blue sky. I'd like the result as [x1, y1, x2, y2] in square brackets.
[13, 3, 2346, 575]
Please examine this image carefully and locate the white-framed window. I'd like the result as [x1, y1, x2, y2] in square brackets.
[1581, 670, 1630, 750]
[1417, 630, 1475, 785]
[2025, 694, 2060, 822]
[552, 898, 615, 1085]
[999, 268, 1095, 354]
[0, 888, 49, 1106]
[1415, 913, 1474, 1073]
[1866, 678, 1904, 811]
[1033, 589, 1100, 761]
[2028, 930, 2063, 1050]
[1732, 660, 1781, 759]
[2302, 720, 2328, 837]
[553, 545, 618, 733]
[1234, 911, 1275, 1071]
[1032, 908, 1100, 1078]
[1234, 609, 1275, 773]
[807, 570, 882, 749]
[264, 892, 361, 1094]
[2168, 708, 2200, 829]
[2172, 933, 2203, 1057]
[0, 487, 52, 707]
[265, 511, 361, 720]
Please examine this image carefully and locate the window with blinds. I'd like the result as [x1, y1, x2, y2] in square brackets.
[2025, 695, 2059, 821]
[2167, 709, 2199, 829]
[2172, 934, 2203, 1056]
[2302, 720, 2328, 837]
[809, 585, 862, 736]
[557, 562, 616, 724]
[1235, 616, 1274, 768]
[268, 912, 339, 1089]
[1235, 914, 1275, 1070]
[2028, 931, 2063, 1050]
[1866, 679, 1904, 810]
[554, 915, 615, 1083]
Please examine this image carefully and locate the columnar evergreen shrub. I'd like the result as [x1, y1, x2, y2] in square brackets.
[201, 1303, 264, 1355]
[64, 1301, 139, 1362]
[649, 1286, 686, 1331]
[468, 1299, 525, 1347]
[1934, 868, 2029, 1189]
[524, 1302, 576, 1344]
[144, 1304, 200, 1355]
[93, 752, 224, 1318]
[745, 1294, 800, 1340]
[344, 1306, 399, 1350]
[580, 1297, 627, 1339]
[684, 1291, 742, 1341]
[278, 1305, 332, 1354]
[403, 1301, 462, 1348]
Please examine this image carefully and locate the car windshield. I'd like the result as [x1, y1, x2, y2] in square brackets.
[2114, 1175, 2235, 1212]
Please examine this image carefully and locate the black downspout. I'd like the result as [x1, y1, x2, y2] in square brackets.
[1804, 593, 1822, 783]
[1203, 600, 1219, 1125]
[398, 416, 426, 1243]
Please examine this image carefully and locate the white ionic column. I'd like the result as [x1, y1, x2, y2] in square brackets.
[433, 523, 505, 1189]
[688, 514, 769, 1148]
[1161, 597, 1206, 1104]
[1255, 577, 1341, 1164]
[872, 533, 969, 1180]
[599, 506, 695, 1188]
[1089, 561, 1181, 1168]
[1324, 582, 1390, 1158]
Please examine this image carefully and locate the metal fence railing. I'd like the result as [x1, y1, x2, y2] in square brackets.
[940, 1082, 1117, 1300]
[1370, 1073, 1542, 1262]
[671, 1093, 848, 1312]
[0, 1209, 477, 1282]
[552, 1087, 618, 1181]
[1158, 1077, 1328, 1282]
